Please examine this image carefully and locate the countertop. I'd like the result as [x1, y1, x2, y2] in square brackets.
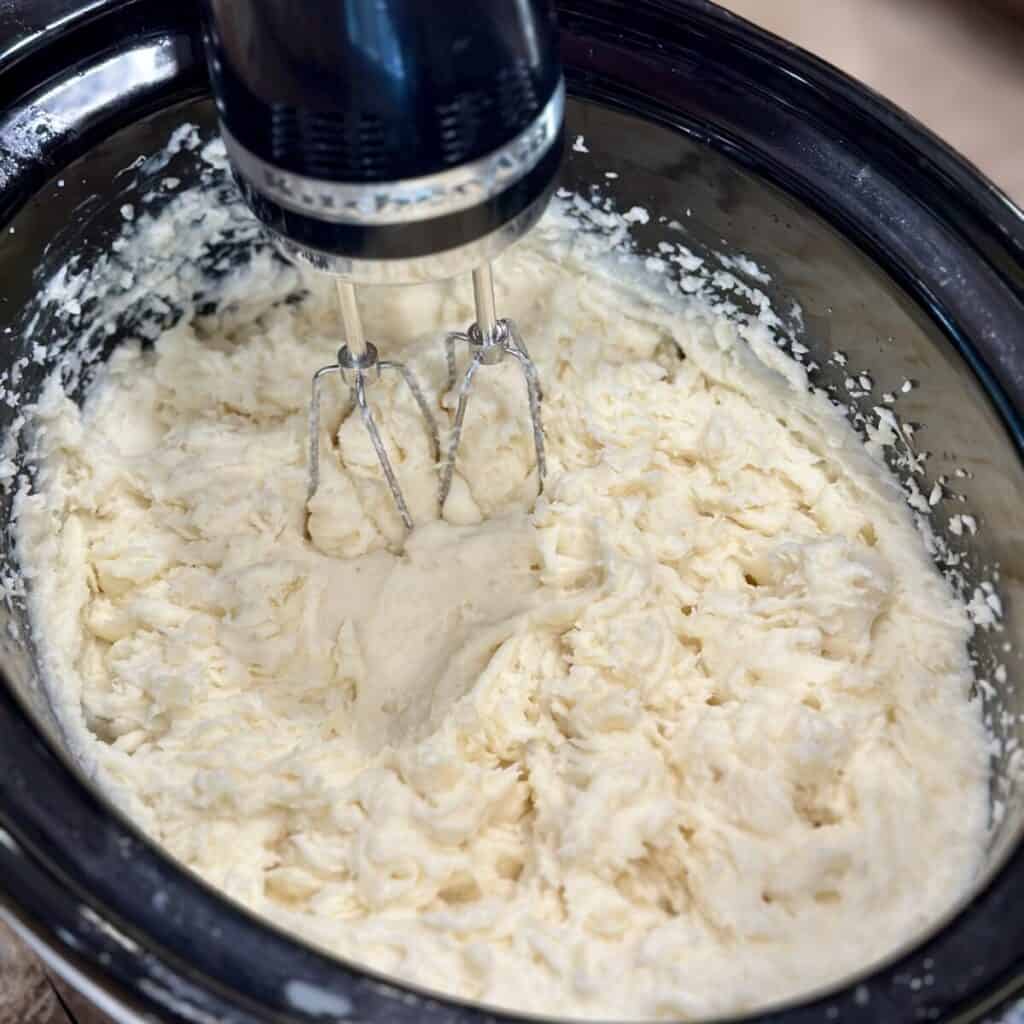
[720, 0, 1024, 205]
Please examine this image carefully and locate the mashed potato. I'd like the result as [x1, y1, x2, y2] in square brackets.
[17, 206, 987, 1019]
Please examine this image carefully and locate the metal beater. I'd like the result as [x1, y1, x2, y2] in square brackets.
[440, 265, 546, 509]
[307, 265, 545, 528]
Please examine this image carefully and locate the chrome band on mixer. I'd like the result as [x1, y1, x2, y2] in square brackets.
[220, 82, 565, 228]
[271, 188, 553, 286]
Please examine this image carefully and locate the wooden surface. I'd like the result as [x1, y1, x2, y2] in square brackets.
[0, 920, 68, 1024]
[2, 2, 1023, 1021]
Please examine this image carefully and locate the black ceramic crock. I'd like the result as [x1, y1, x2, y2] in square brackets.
[0, 2, 1022, 1022]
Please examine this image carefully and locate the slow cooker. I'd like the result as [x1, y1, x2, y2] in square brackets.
[0, 1, 1023, 1021]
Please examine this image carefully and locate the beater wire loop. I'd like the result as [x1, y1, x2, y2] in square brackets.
[307, 342, 439, 534]
[439, 317, 546, 511]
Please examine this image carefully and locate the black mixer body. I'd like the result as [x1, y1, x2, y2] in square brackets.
[198, 0, 566, 281]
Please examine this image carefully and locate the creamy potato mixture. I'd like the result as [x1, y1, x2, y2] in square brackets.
[17, 206, 987, 1019]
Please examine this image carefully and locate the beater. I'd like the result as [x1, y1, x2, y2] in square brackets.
[198, 0, 564, 528]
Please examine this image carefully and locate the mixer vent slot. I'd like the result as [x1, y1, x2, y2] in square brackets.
[269, 106, 389, 180]
[436, 60, 543, 167]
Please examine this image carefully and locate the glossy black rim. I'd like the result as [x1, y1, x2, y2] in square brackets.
[0, 2, 1023, 1023]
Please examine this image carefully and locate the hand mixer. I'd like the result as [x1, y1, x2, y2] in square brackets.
[198, 0, 565, 530]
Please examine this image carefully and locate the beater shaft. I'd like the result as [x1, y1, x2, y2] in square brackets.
[472, 265, 500, 343]
[336, 281, 367, 357]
